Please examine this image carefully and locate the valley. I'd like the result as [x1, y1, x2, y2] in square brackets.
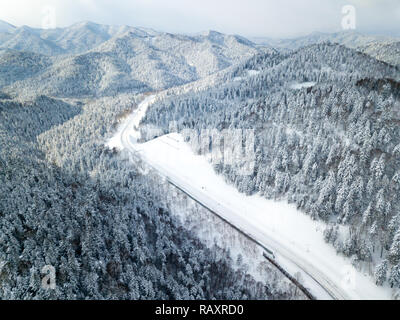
[1, 15, 400, 300]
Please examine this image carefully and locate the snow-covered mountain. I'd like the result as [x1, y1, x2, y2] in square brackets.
[0, 22, 261, 97]
[251, 31, 400, 67]
[360, 41, 400, 67]
[0, 21, 262, 60]
[0, 19, 15, 33]
[37, 21, 159, 55]
[0, 26, 65, 55]
[0, 21, 156, 55]
[251, 31, 394, 50]
[0, 50, 52, 87]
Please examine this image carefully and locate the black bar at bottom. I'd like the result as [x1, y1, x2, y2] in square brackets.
[0, 300, 397, 319]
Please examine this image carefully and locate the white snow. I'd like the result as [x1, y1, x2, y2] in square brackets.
[233, 70, 260, 82]
[290, 82, 316, 89]
[107, 95, 393, 300]
[133, 134, 391, 300]
[247, 69, 260, 76]
[106, 94, 157, 150]
[0, 20, 16, 33]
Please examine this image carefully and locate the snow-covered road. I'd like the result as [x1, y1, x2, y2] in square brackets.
[107, 95, 392, 300]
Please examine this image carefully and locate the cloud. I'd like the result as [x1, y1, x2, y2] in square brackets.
[348, 0, 397, 7]
[0, 0, 398, 37]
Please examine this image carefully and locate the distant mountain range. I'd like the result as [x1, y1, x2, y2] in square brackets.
[250, 31, 400, 67]
[0, 20, 398, 99]
[0, 20, 268, 97]
[0, 19, 15, 33]
[360, 41, 400, 68]
[0, 21, 153, 55]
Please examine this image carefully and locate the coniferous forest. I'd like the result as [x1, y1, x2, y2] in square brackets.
[0, 5, 400, 300]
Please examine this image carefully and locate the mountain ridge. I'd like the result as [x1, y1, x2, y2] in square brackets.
[0, 21, 262, 98]
[0, 19, 16, 33]
[250, 30, 400, 67]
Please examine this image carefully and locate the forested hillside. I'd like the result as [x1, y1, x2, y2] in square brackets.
[141, 43, 400, 296]
[0, 20, 304, 300]
[252, 31, 400, 67]
[360, 41, 400, 68]
[0, 23, 262, 98]
[1, 16, 400, 300]
[0, 90, 299, 299]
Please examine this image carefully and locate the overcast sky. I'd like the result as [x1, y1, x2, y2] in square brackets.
[0, 0, 399, 38]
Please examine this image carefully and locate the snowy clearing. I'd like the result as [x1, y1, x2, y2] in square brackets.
[290, 82, 316, 89]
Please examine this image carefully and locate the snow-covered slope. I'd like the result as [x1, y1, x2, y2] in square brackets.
[132, 132, 392, 300]
[0, 21, 158, 55]
[38, 21, 158, 55]
[251, 31, 396, 50]
[360, 41, 400, 67]
[0, 20, 261, 61]
[0, 23, 261, 97]
[251, 31, 400, 67]
[107, 94, 392, 300]
[0, 50, 52, 87]
[0, 26, 65, 55]
[0, 19, 15, 33]
[140, 42, 400, 299]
